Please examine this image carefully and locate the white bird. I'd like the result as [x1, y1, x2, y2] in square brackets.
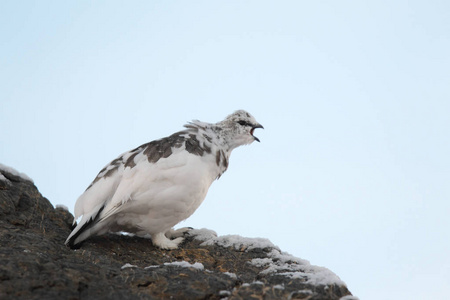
[66, 110, 263, 250]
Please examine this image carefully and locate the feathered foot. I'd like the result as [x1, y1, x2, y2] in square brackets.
[151, 232, 184, 250]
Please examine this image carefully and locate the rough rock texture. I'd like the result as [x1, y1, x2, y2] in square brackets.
[0, 167, 355, 300]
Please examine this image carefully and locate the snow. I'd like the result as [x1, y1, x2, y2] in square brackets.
[144, 265, 159, 269]
[125, 261, 204, 271]
[0, 163, 33, 182]
[190, 228, 346, 287]
[273, 284, 285, 290]
[141, 261, 205, 270]
[163, 261, 205, 270]
[121, 263, 138, 269]
[190, 228, 278, 251]
[250, 249, 345, 286]
[223, 272, 237, 279]
[249, 257, 272, 267]
[241, 281, 265, 287]
[189, 228, 218, 240]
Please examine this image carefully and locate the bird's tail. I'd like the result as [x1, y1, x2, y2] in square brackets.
[65, 205, 105, 248]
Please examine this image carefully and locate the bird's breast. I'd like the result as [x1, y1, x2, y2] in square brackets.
[128, 150, 219, 208]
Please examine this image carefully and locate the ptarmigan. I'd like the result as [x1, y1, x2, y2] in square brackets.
[66, 110, 263, 250]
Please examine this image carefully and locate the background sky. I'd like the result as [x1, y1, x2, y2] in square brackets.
[1, 1, 449, 299]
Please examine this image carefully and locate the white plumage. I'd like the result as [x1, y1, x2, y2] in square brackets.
[66, 110, 263, 249]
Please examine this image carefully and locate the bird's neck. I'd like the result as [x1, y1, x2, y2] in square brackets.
[184, 122, 233, 179]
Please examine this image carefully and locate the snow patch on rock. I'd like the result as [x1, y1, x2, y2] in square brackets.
[121, 263, 138, 269]
[163, 261, 205, 270]
[190, 228, 345, 287]
[0, 163, 33, 183]
[190, 228, 278, 251]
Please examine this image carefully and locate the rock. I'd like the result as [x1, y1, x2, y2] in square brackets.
[0, 166, 356, 300]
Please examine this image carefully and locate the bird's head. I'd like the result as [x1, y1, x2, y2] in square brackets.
[216, 110, 264, 150]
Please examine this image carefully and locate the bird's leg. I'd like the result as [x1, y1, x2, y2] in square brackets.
[165, 227, 193, 239]
[151, 232, 184, 250]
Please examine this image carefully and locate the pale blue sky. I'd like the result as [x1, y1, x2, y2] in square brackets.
[1, 1, 449, 299]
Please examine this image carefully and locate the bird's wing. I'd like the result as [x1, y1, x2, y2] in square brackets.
[65, 153, 130, 246]
[73, 165, 123, 221]
[72, 146, 146, 223]
[94, 149, 189, 224]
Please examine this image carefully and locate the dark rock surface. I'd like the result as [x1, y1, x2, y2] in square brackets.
[0, 167, 355, 300]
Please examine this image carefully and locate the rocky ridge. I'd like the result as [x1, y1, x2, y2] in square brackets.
[0, 165, 356, 299]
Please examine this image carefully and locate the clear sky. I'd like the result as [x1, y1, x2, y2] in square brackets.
[1, 1, 449, 299]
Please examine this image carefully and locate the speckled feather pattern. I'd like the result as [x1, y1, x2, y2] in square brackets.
[66, 110, 263, 250]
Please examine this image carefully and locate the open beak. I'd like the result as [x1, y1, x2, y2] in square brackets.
[250, 124, 264, 142]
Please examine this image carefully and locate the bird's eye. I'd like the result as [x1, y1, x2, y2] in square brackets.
[237, 120, 250, 126]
